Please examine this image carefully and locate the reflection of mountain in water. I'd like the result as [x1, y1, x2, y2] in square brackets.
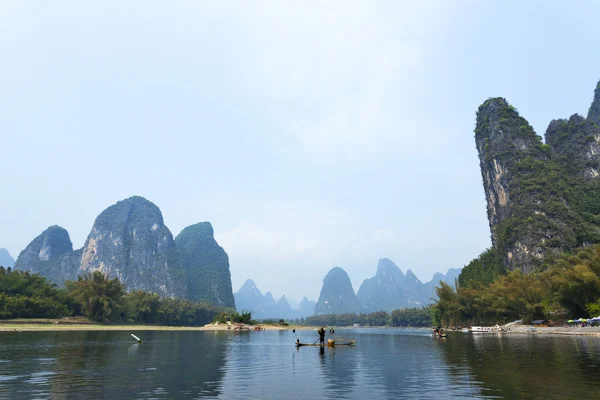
[48, 331, 228, 398]
[442, 334, 600, 398]
[319, 345, 358, 397]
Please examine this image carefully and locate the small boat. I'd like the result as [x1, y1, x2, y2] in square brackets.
[295, 340, 356, 347]
[471, 325, 505, 334]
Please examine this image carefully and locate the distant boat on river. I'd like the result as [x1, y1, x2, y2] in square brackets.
[469, 325, 508, 334]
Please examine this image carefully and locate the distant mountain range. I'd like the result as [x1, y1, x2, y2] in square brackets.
[234, 279, 316, 320]
[236, 260, 461, 319]
[315, 259, 461, 315]
[0, 248, 15, 268]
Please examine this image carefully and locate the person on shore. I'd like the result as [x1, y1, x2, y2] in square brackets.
[318, 327, 326, 345]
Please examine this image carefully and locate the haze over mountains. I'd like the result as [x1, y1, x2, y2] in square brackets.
[313, 260, 461, 315]
[9, 196, 459, 318]
[235, 260, 461, 318]
[234, 279, 316, 319]
[0, 249, 14, 268]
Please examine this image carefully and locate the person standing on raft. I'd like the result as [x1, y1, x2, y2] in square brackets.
[318, 327, 326, 345]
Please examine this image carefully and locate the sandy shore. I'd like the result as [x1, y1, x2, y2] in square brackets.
[505, 325, 600, 337]
[0, 319, 316, 332]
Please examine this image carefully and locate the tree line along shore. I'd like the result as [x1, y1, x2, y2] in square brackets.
[0, 266, 433, 330]
[7, 240, 600, 336]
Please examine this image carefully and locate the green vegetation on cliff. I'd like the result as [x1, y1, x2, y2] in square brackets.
[463, 80, 600, 284]
[443, 79, 600, 326]
[437, 244, 600, 325]
[175, 222, 235, 308]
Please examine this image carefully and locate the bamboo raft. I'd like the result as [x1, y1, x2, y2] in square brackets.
[295, 340, 356, 347]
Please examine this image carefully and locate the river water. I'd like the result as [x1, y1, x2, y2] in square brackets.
[1, 328, 600, 399]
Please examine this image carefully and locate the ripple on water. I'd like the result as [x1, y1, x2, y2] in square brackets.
[2, 330, 600, 399]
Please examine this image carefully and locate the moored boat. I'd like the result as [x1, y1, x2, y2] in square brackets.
[470, 325, 505, 333]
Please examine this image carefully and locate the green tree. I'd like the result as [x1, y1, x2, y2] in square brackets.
[66, 271, 126, 322]
[123, 290, 160, 323]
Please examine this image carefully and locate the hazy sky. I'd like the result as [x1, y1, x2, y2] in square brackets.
[1, 1, 599, 301]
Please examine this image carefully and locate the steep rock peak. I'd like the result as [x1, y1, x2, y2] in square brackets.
[239, 279, 258, 293]
[377, 258, 403, 274]
[175, 221, 234, 307]
[475, 97, 545, 246]
[30, 225, 73, 260]
[430, 272, 445, 283]
[92, 196, 164, 232]
[178, 222, 214, 238]
[588, 79, 600, 126]
[324, 266, 348, 281]
[80, 196, 184, 298]
[277, 295, 289, 306]
[13, 225, 78, 285]
[315, 266, 361, 315]
[545, 114, 600, 180]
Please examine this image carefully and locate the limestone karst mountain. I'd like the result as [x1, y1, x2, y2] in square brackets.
[78, 196, 184, 298]
[176, 222, 235, 308]
[461, 78, 600, 284]
[357, 258, 461, 312]
[13, 226, 81, 285]
[14, 196, 234, 305]
[315, 267, 361, 315]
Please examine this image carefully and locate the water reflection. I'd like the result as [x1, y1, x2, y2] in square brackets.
[0, 330, 229, 399]
[3, 329, 600, 399]
[442, 333, 600, 399]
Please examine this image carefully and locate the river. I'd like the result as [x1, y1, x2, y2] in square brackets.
[1, 328, 600, 399]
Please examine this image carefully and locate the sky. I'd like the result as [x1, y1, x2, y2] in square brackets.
[1, 1, 600, 302]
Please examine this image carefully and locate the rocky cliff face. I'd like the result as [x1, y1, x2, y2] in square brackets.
[475, 98, 546, 249]
[14, 196, 235, 305]
[357, 258, 406, 311]
[79, 196, 185, 298]
[14, 226, 80, 284]
[0, 248, 15, 268]
[175, 222, 235, 308]
[315, 267, 361, 315]
[471, 79, 600, 276]
[546, 114, 600, 179]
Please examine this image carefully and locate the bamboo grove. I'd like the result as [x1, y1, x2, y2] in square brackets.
[433, 244, 600, 326]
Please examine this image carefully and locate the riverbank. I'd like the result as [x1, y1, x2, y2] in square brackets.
[0, 318, 315, 332]
[505, 325, 600, 336]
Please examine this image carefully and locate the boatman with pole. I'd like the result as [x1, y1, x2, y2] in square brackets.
[318, 327, 326, 345]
